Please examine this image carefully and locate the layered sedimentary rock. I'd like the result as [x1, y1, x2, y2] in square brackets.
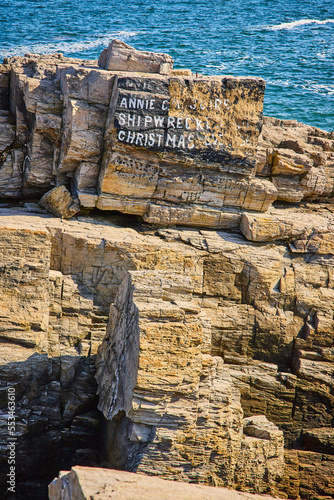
[98, 39, 174, 74]
[256, 116, 334, 203]
[1, 43, 333, 229]
[96, 271, 284, 491]
[0, 42, 278, 228]
[0, 204, 333, 499]
[0, 43, 334, 500]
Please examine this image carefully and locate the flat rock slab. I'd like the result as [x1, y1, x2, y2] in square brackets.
[49, 466, 282, 500]
[240, 208, 330, 242]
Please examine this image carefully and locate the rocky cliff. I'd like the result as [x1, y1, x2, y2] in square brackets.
[0, 41, 333, 500]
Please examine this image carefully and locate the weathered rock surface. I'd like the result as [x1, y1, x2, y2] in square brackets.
[1, 44, 334, 232]
[49, 467, 282, 500]
[0, 206, 333, 499]
[96, 270, 284, 492]
[0, 43, 334, 500]
[0, 43, 279, 228]
[257, 116, 334, 203]
[98, 39, 174, 75]
[240, 205, 333, 243]
[39, 185, 80, 218]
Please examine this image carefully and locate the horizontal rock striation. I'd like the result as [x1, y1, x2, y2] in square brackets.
[1, 46, 333, 235]
[0, 43, 277, 228]
[0, 205, 333, 498]
[257, 116, 334, 204]
[96, 270, 284, 490]
[0, 43, 334, 500]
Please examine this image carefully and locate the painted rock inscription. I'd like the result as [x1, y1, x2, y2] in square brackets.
[95, 72, 277, 224]
[113, 75, 265, 171]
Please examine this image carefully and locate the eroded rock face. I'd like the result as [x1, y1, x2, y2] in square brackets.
[0, 207, 333, 499]
[98, 39, 174, 75]
[1, 43, 333, 230]
[0, 43, 279, 227]
[96, 270, 284, 490]
[0, 43, 334, 500]
[257, 116, 334, 203]
[96, 71, 271, 226]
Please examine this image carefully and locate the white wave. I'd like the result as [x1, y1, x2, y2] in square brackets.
[267, 19, 334, 30]
[303, 83, 334, 95]
[266, 78, 334, 96]
[0, 31, 139, 59]
[266, 78, 297, 88]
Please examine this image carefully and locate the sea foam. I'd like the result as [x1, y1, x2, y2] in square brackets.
[303, 83, 334, 96]
[0, 31, 138, 59]
[267, 19, 334, 30]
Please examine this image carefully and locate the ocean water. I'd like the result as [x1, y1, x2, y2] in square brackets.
[0, 0, 333, 131]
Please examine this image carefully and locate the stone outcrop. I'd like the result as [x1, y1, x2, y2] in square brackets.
[98, 39, 174, 75]
[0, 42, 277, 228]
[49, 467, 282, 500]
[0, 205, 333, 498]
[1, 43, 333, 230]
[0, 43, 333, 500]
[257, 116, 334, 203]
[96, 270, 284, 491]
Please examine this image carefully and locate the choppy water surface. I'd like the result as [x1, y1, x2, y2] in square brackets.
[1, 0, 333, 130]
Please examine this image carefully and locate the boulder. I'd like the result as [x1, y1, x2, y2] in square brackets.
[39, 185, 80, 218]
[240, 208, 330, 242]
[98, 39, 174, 74]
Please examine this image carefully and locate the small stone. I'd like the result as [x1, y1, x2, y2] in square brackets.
[23, 202, 46, 214]
[39, 185, 80, 219]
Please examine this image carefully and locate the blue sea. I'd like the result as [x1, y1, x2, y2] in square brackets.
[1, 0, 333, 131]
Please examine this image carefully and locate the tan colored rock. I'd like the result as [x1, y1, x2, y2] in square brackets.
[240, 208, 329, 242]
[0, 111, 15, 151]
[8, 54, 64, 194]
[302, 427, 334, 454]
[0, 146, 24, 197]
[3, 46, 334, 228]
[98, 39, 174, 75]
[256, 116, 334, 202]
[95, 68, 274, 223]
[49, 467, 282, 500]
[0, 48, 278, 227]
[0, 110, 23, 197]
[171, 68, 192, 76]
[40, 185, 80, 218]
[0, 207, 333, 497]
[235, 416, 284, 493]
[96, 269, 284, 491]
[0, 225, 50, 350]
[290, 227, 334, 254]
[73, 161, 100, 192]
[143, 203, 242, 228]
[283, 450, 334, 500]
